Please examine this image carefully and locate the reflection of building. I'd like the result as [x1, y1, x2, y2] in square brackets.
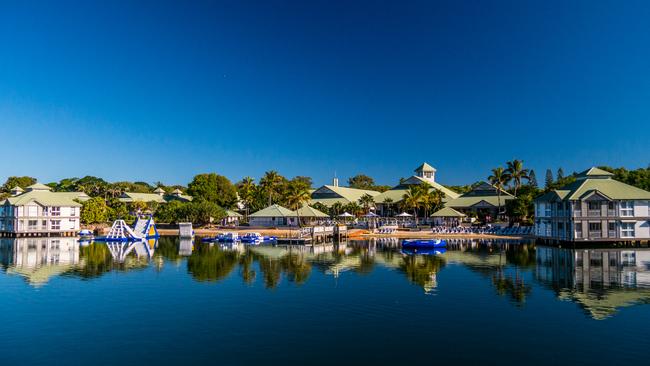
[0, 183, 88, 236]
[536, 246, 650, 319]
[535, 167, 650, 242]
[0, 237, 79, 286]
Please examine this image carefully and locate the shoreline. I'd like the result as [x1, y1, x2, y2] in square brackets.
[155, 228, 530, 240]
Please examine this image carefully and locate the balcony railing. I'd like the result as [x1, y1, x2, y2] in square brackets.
[589, 231, 602, 239]
[608, 231, 617, 238]
[608, 210, 616, 216]
[587, 209, 601, 217]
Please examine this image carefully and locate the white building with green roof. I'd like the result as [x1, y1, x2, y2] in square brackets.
[310, 179, 380, 207]
[446, 182, 515, 222]
[249, 204, 299, 227]
[374, 163, 460, 216]
[0, 183, 89, 236]
[535, 167, 650, 243]
[118, 188, 192, 203]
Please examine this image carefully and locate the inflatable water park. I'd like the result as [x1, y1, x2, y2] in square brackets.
[94, 216, 160, 242]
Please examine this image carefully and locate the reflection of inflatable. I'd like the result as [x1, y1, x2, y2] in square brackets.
[402, 239, 447, 249]
[95, 216, 159, 242]
[401, 248, 447, 256]
[105, 239, 157, 262]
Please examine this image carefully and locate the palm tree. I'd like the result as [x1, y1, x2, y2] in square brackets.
[238, 177, 256, 220]
[383, 198, 394, 217]
[285, 183, 311, 227]
[506, 159, 530, 197]
[358, 194, 375, 214]
[421, 189, 445, 218]
[331, 202, 344, 217]
[260, 171, 284, 206]
[488, 167, 511, 217]
[402, 186, 423, 224]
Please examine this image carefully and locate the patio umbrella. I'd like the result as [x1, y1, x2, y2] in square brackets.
[396, 212, 413, 217]
[363, 212, 380, 217]
[338, 212, 354, 217]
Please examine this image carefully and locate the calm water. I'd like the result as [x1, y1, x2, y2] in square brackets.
[1, 237, 650, 365]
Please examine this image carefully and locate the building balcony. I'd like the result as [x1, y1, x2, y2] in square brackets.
[589, 231, 602, 239]
[587, 210, 601, 217]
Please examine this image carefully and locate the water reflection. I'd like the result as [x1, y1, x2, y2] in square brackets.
[2, 237, 650, 319]
[536, 246, 650, 319]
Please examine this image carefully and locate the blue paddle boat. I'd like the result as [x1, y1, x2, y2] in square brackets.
[401, 239, 447, 249]
[401, 248, 447, 256]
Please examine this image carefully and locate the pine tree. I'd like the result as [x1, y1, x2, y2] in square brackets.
[545, 169, 554, 188]
[557, 167, 565, 181]
[529, 170, 538, 188]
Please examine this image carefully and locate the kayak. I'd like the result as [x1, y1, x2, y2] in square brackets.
[402, 239, 447, 249]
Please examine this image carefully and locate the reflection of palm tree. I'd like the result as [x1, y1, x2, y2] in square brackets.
[281, 254, 312, 285]
[239, 252, 256, 285]
[399, 254, 446, 292]
[187, 243, 239, 282]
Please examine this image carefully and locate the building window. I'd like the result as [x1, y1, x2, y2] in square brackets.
[51, 220, 61, 230]
[544, 204, 551, 217]
[575, 224, 583, 238]
[42, 220, 47, 229]
[620, 201, 634, 217]
[28, 220, 38, 230]
[608, 222, 616, 231]
[51, 207, 61, 216]
[588, 201, 600, 210]
[70, 219, 76, 226]
[621, 222, 635, 237]
[608, 202, 614, 210]
[589, 222, 601, 231]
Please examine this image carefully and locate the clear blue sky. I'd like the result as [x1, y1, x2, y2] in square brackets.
[1, 0, 649, 187]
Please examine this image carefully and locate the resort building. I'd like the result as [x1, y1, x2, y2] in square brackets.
[374, 163, 460, 216]
[248, 204, 329, 227]
[249, 204, 299, 227]
[222, 210, 243, 226]
[310, 178, 380, 207]
[534, 167, 650, 243]
[431, 207, 466, 227]
[446, 182, 515, 222]
[0, 183, 89, 237]
[118, 188, 192, 203]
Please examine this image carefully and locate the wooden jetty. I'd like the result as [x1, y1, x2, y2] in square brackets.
[277, 225, 348, 245]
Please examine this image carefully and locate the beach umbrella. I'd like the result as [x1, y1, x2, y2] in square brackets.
[363, 212, 380, 217]
[396, 212, 413, 217]
[338, 212, 354, 217]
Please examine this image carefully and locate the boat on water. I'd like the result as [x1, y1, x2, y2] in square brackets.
[78, 229, 94, 237]
[218, 232, 239, 242]
[401, 239, 447, 249]
[401, 248, 447, 256]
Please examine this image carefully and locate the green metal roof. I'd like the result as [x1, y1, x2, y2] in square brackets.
[1, 191, 88, 207]
[577, 167, 614, 178]
[431, 207, 466, 217]
[295, 205, 329, 217]
[414, 162, 436, 172]
[374, 176, 460, 203]
[119, 192, 192, 203]
[447, 195, 514, 208]
[536, 173, 650, 201]
[225, 209, 243, 217]
[26, 183, 52, 191]
[310, 185, 380, 207]
[249, 204, 296, 217]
